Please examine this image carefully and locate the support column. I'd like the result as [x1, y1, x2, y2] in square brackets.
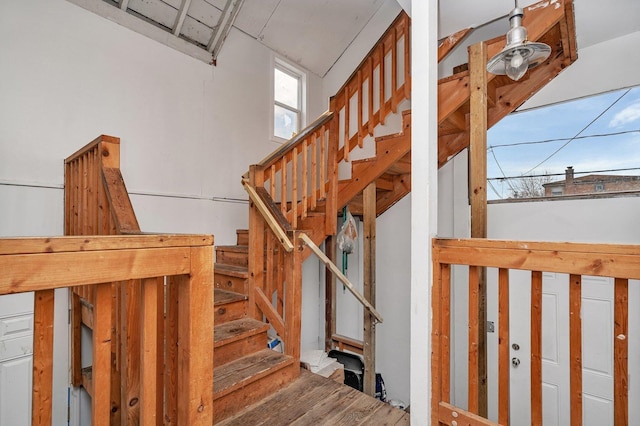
[363, 183, 377, 396]
[324, 235, 337, 352]
[469, 41, 488, 417]
[411, 1, 438, 424]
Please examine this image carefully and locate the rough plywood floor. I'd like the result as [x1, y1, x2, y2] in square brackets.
[217, 369, 410, 425]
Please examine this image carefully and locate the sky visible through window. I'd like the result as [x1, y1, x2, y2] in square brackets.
[487, 86, 640, 200]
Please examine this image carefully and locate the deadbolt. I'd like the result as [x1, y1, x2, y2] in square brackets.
[512, 357, 520, 368]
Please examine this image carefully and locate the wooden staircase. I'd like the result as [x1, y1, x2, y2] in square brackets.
[213, 231, 298, 423]
[60, 1, 578, 423]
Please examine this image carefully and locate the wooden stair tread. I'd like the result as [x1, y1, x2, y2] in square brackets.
[215, 288, 248, 305]
[214, 318, 269, 348]
[215, 263, 249, 278]
[214, 349, 295, 399]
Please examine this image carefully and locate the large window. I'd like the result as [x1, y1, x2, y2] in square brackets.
[273, 59, 305, 141]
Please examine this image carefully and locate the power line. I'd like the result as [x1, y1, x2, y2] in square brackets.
[488, 147, 517, 194]
[488, 129, 640, 150]
[489, 166, 640, 181]
[521, 88, 632, 175]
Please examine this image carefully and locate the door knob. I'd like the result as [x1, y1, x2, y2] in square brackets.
[512, 357, 520, 368]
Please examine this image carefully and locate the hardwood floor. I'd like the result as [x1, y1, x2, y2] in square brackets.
[218, 369, 410, 425]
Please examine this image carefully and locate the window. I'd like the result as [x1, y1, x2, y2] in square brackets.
[551, 187, 563, 196]
[595, 183, 605, 192]
[273, 58, 305, 141]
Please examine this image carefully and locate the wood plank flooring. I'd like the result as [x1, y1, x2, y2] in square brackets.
[217, 369, 410, 425]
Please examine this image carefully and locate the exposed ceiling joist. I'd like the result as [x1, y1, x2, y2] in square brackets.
[173, 0, 192, 36]
[119, 0, 128, 11]
[207, 0, 245, 62]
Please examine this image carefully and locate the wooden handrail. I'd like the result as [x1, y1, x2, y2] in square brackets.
[431, 237, 635, 425]
[257, 111, 334, 169]
[1, 234, 215, 425]
[299, 232, 383, 323]
[242, 180, 294, 251]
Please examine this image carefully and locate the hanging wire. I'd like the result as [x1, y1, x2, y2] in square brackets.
[521, 88, 632, 175]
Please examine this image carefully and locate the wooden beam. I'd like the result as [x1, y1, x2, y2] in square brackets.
[498, 268, 510, 426]
[177, 246, 215, 425]
[207, 0, 245, 61]
[531, 271, 543, 425]
[363, 183, 376, 396]
[325, 236, 337, 353]
[433, 238, 640, 280]
[438, 27, 473, 62]
[469, 41, 488, 417]
[140, 277, 161, 426]
[0, 247, 191, 294]
[173, 0, 192, 36]
[65, 0, 212, 63]
[92, 283, 113, 426]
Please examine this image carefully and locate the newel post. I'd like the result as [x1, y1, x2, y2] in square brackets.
[247, 165, 265, 320]
[284, 231, 303, 362]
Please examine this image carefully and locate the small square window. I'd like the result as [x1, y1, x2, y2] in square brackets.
[595, 183, 605, 192]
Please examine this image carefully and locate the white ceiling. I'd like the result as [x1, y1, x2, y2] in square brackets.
[70, 0, 640, 77]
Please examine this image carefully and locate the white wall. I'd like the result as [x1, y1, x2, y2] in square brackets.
[0, 0, 323, 244]
[0, 0, 324, 423]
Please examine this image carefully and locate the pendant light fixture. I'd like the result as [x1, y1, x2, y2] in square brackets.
[486, 1, 551, 81]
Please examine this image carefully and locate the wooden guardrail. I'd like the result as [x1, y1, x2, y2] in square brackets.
[431, 238, 634, 425]
[64, 135, 148, 424]
[0, 234, 215, 426]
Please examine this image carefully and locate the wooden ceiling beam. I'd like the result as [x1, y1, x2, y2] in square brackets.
[173, 0, 192, 36]
[119, 0, 129, 11]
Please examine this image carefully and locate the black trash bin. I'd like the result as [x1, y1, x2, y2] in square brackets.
[328, 349, 364, 391]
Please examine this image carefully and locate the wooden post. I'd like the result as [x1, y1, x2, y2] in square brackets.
[248, 165, 265, 320]
[363, 183, 376, 396]
[498, 268, 510, 426]
[324, 235, 337, 352]
[93, 283, 113, 426]
[469, 41, 488, 417]
[325, 99, 339, 235]
[614, 278, 629, 426]
[32, 289, 55, 426]
[284, 231, 303, 363]
[531, 271, 543, 425]
[121, 280, 141, 425]
[140, 277, 162, 426]
[177, 246, 214, 425]
[569, 274, 582, 426]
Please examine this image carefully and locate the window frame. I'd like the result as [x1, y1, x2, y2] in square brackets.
[271, 56, 307, 143]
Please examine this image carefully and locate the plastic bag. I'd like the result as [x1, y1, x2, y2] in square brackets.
[337, 209, 358, 254]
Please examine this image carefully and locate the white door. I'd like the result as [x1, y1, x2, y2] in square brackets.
[508, 273, 614, 425]
[0, 292, 34, 426]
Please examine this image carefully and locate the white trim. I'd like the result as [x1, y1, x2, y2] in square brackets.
[65, 0, 212, 64]
[270, 55, 308, 143]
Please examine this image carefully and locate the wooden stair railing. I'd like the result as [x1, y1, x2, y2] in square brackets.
[432, 238, 635, 425]
[64, 135, 145, 424]
[0, 234, 215, 426]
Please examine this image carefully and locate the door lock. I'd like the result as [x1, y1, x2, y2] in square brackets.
[512, 357, 520, 368]
[512, 343, 520, 351]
